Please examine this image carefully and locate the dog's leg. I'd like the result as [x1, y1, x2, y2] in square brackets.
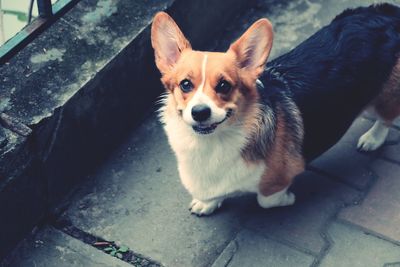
[357, 118, 390, 151]
[358, 58, 400, 151]
[257, 146, 303, 209]
[189, 198, 223, 216]
[257, 188, 295, 209]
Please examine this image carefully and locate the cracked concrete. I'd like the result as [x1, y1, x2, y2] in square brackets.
[41, 114, 400, 267]
[212, 230, 314, 267]
[2, 227, 132, 267]
[319, 223, 400, 267]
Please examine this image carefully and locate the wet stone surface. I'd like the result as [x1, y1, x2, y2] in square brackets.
[0, 0, 174, 125]
[309, 118, 378, 190]
[4, 0, 400, 266]
[62, 116, 251, 267]
[339, 160, 400, 243]
[244, 171, 361, 254]
[211, 229, 315, 267]
[319, 223, 400, 267]
[61, 113, 400, 266]
[2, 227, 132, 267]
[53, 0, 400, 266]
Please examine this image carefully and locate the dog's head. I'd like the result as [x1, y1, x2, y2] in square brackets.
[151, 12, 274, 135]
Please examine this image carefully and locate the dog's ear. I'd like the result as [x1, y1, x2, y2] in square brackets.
[229, 19, 273, 78]
[151, 12, 192, 75]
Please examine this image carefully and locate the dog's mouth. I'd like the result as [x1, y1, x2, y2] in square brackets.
[192, 109, 233, 135]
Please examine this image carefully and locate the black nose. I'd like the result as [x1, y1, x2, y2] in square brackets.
[191, 104, 211, 122]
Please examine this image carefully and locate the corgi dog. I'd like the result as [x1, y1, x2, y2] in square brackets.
[151, 3, 400, 216]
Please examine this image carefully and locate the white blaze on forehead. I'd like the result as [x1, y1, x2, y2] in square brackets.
[198, 54, 208, 93]
[183, 53, 227, 125]
[186, 53, 208, 105]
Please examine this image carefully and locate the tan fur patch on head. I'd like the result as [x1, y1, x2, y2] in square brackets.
[162, 51, 204, 108]
[161, 50, 259, 119]
[151, 14, 276, 136]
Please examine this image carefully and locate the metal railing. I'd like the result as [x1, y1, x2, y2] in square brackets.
[37, 0, 53, 18]
[0, 0, 80, 65]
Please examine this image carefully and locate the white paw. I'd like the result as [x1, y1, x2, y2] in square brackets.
[189, 199, 221, 216]
[357, 133, 383, 151]
[357, 123, 388, 152]
[257, 190, 295, 209]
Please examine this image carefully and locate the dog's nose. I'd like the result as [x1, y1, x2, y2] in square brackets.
[191, 104, 211, 122]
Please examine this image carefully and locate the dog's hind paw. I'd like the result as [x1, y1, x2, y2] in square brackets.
[257, 190, 295, 209]
[357, 121, 389, 152]
[357, 134, 383, 151]
[189, 199, 222, 216]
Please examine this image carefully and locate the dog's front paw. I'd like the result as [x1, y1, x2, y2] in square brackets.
[189, 199, 222, 216]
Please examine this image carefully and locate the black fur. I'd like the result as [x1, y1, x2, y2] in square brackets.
[259, 3, 400, 161]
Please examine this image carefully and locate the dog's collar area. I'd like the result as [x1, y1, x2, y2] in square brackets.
[256, 79, 265, 89]
[256, 78, 269, 106]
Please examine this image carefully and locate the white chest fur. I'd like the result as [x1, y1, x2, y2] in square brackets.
[161, 99, 265, 201]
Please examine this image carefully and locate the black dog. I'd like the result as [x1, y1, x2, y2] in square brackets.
[261, 3, 400, 161]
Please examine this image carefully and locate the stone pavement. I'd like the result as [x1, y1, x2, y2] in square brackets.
[3, 0, 400, 266]
[4, 115, 400, 267]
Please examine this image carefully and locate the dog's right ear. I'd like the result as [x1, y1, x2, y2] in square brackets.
[151, 12, 191, 75]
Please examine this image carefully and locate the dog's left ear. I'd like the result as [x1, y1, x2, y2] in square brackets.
[229, 19, 274, 78]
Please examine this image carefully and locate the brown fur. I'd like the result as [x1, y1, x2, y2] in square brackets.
[242, 105, 305, 197]
[258, 109, 305, 196]
[152, 11, 400, 209]
[152, 11, 305, 199]
[373, 58, 400, 123]
[162, 51, 250, 115]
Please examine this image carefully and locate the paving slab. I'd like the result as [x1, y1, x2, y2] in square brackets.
[339, 160, 400, 243]
[209, 0, 400, 56]
[381, 141, 400, 163]
[310, 118, 380, 189]
[62, 115, 255, 267]
[62, 115, 368, 266]
[360, 112, 400, 163]
[2, 226, 131, 267]
[394, 118, 400, 129]
[211, 229, 314, 267]
[244, 171, 360, 255]
[319, 222, 400, 267]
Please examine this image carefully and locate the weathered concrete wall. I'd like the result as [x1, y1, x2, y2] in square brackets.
[0, 0, 252, 259]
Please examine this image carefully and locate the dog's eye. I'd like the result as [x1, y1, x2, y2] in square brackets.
[179, 79, 193, 93]
[216, 80, 232, 94]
